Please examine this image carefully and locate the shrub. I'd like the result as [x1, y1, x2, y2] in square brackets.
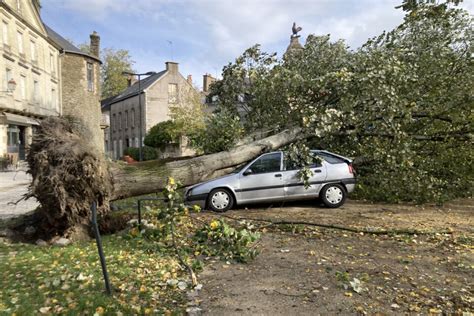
[123, 146, 158, 161]
[144, 120, 180, 148]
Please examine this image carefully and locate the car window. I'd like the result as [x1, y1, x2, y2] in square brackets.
[317, 152, 346, 164]
[284, 153, 322, 170]
[231, 164, 246, 173]
[248, 153, 281, 174]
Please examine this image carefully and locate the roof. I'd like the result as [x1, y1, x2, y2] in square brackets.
[100, 95, 117, 110]
[101, 70, 167, 107]
[44, 24, 101, 63]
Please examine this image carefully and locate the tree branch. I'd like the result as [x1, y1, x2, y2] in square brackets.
[219, 215, 452, 235]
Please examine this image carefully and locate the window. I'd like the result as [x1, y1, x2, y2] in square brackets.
[5, 68, 12, 91]
[30, 40, 36, 61]
[50, 53, 55, 75]
[317, 152, 346, 164]
[87, 62, 93, 91]
[124, 110, 128, 129]
[284, 153, 322, 170]
[19, 75, 26, 99]
[131, 109, 135, 127]
[247, 153, 282, 174]
[118, 112, 122, 130]
[33, 80, 39, 101]
[2, 22, 9, 46]
[168, 83, 178, 103]
[113, 140, 117, 159]
[17, 31, 23, 54]
[112, 114, 116, 132]
[7, 125, 19, 148]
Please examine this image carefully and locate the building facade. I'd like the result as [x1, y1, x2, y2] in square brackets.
[0, 0, 103, 163]
[0, 0, 60, 162]
[102, 62, 199, 159]
[46, 27, 103, 152]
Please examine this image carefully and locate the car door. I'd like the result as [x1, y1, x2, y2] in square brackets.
[282, 153, 327, 199]
[237, 152, 285, 203]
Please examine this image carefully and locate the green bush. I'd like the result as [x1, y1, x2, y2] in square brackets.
[190, 110, 243, 154]
[123, 146, 158, 161]
[144, 120, 180, 148]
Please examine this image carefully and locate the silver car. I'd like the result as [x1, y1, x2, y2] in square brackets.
[185, 150, 356, 212]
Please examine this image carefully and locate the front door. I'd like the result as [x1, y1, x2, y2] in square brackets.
[18, 126, 25, 160]
[238, 152, 285, 203]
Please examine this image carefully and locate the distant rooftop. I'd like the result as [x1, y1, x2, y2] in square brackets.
[101, 70, 168, 107]
[44, 24, 101, 63]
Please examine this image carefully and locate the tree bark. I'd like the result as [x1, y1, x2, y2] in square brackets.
[110, 127, 303, 200]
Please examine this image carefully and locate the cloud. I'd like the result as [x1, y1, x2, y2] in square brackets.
[51, 0, 172, 21]
[43, 0, 472, 88]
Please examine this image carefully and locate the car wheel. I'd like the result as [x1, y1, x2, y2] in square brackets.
[208, 188, 234, 212]
[321, 184, 346, 208]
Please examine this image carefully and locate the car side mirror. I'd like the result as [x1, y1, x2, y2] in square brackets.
[243, 169, 253, 176]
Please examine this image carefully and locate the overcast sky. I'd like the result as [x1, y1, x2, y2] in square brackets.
[41, 0, 473, 88]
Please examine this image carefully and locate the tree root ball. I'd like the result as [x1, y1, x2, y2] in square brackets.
[26, 117, 112, 241]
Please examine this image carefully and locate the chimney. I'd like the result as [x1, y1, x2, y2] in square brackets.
[203, 74, 216, 93]
[126, 75, 137, 87]
[165, 61, 178, 74]
[187, 75, 193, 85]
[90, 31, 100, 58]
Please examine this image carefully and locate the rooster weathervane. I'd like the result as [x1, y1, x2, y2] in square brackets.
[292, 22, 302, 38]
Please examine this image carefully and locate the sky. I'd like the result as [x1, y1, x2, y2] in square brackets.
[41, 0, 473, 89]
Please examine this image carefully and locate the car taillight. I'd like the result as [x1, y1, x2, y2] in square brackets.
[348, 163, 355, 174]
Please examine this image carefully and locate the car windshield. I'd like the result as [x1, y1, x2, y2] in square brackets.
[231, 164, 247, 173]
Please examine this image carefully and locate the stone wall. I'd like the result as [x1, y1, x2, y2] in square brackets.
[61, 53, 103, 153]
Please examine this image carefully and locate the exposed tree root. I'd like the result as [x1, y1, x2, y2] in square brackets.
[26, 117, 112, 241]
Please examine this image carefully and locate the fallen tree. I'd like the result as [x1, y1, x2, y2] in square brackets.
[111, 126, 302, 200]
[25, 117, 302, 240]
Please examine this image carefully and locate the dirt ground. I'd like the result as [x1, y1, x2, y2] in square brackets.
[195, 199, 473, 315]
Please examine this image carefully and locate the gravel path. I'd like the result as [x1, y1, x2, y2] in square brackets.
[196, 199, 473, 315]
[0, 170, 38, 222]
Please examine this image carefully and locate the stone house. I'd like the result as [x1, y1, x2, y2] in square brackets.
[0, 0, 103, 163]
[0, 0, 60, 162]
[101, 62, 199, 160]
[45, 27, 103, 152]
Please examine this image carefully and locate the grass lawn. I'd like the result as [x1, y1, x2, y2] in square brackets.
[0, 235, 188, 315]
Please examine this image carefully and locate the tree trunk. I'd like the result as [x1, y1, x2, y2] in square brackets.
[21, 116, 302, 240]
[110, 127, 303, 200]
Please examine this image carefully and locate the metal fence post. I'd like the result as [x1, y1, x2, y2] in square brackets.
[91, 201, 112, 295]
[137, 199, 142, 230]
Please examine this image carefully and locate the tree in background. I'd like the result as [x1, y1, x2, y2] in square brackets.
[74, 42, 135, 99]
[169, 89, 243, 154]
[100, 48, 135, 99]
